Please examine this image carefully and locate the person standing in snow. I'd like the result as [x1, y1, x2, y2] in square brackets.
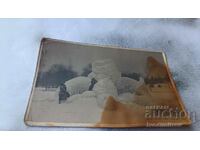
[89, 78, 97, 91]
[59, 83, 70, 104]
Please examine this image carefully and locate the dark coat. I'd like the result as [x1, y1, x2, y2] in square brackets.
[59, 83, 70, 104]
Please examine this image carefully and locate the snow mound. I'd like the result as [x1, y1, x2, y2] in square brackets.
[90, 59, 121, 83]
[93, 78, 118, 108]
[81, 91, 96, 98]
[66, 94, 80, 103]
[66, 91, 96, 103]
[88, 72, 95, 79]
[118, 92, 134, 102]
[116, 77, 144, 94]
[64, 76, 91, 96]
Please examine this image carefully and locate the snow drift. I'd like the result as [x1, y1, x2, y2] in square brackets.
[64, 76, 91, 96]
[88, 59, 121, 83]
[116, 77, 144, 94]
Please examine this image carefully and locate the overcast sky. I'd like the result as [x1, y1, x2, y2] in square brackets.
[40, 39, 164, 76]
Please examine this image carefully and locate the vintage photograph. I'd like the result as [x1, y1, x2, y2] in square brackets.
[25, 38, 191, 127]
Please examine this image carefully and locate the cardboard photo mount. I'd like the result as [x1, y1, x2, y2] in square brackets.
[24, 38, 191, 128]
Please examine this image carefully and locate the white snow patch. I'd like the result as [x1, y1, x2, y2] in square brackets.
[116, 77, 144, 94]
[93, 78, 118, 108]
[66, 91, 96, 103]
[118, 92, 134, 102]
[64, 76, 91, 96]
[81, 91, 96, 98]
[90, 59, 121, 83]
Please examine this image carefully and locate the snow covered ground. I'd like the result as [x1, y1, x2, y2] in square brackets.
[28, 88, 103, 124]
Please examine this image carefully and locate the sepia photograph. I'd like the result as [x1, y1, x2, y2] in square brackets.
[25, 38, 191, 127]
[1, 1, 200, 150]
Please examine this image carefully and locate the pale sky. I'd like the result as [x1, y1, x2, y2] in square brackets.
[40, 39, 164, 77]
